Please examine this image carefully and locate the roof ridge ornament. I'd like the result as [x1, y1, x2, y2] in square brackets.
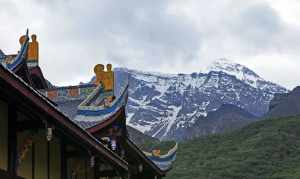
[94, 63, 114, 92]
[27, 32, 39, 67]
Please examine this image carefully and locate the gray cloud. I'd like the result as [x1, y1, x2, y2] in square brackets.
[0, 0, 299, 88]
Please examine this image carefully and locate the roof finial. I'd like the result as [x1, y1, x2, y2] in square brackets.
[94, 64, 105, 85]
[93, 63, 114, 91]
[27, 33, 39, 62]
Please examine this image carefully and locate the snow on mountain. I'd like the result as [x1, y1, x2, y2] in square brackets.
[115, 58, 288, 140]
[206, 58, 285, 94]
[206, 58, 261, 87]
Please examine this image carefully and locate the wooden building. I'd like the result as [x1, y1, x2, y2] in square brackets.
[0, 31, 176, 179]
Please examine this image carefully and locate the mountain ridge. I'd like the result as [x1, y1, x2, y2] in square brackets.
[96, 58, 288, 140]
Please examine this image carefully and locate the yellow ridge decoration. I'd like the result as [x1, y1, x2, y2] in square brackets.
[94, 64, 114, 91]
[27, 34, 39, 62]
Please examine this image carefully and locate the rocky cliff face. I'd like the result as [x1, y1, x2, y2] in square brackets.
[114, 58, 288, 140]
[266, 86, 300, 118]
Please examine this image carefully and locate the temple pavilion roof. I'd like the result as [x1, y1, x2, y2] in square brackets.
[0, 30, 177, 175]
[39, 73, 177, 172]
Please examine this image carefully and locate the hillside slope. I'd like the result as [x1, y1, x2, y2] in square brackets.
[165, 116, 300, 179]
[176, 104, 258, 140]
[266, 86, 300, 118]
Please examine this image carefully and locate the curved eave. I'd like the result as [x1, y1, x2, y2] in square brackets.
[125, 138, 170, 176]
[147, 152, 177, 163]
[144, 143, 178, 161]
[75, 85, 128, 131]
[77, 85, 128, 116]
[86, 106, 125, 133]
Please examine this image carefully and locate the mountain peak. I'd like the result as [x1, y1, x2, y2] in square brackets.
[208, 58, 261, 78]
[206, 58, 271, 89]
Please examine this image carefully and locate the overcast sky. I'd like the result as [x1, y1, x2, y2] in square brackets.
[0, 0, 300, 89]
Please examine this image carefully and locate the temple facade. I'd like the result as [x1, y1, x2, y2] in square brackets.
[0, 31, 176, 179]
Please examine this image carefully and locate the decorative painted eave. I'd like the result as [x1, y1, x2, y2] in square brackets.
[124, 138, 175, 176]
[77, 84, 128, 116]
[143, 143, 178, 171]
[73, 83, 128, 129]
[40, 83, 97, 102]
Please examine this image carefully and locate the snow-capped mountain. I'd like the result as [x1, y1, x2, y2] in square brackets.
[206, 58, 284, 94]
[115, 58, 288, 140]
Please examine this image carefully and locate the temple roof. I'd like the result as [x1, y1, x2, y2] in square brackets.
[0, 62, 128, 171]
[0, 31, 179, 177]
[0, 49, 5, 61]
[1, 31, 176, 175]
[56, 99, 84, 119]
[41, 73, 177, 173]
[40, 72, 129, 128]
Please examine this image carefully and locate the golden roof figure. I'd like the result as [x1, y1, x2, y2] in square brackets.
[94, 64, 105, 86]
[103, 64, 114, 91]
[27, 34, 39, 61]
[19, 35, 26, 45]
[94, 63, 114, 91]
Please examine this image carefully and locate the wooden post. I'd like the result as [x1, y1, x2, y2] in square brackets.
[61, 139, 67, 179]
[84, 159, 88, 179]
[7, 104, 17, 178]
[94, 161, 97, 179]
[32, 143, 35, 179]
[94, 158, 100, 179]
[47, 141, 50, 179]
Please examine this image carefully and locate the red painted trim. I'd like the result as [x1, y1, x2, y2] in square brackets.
[29, 66, 48, 89]
[0, 65, 128, 171]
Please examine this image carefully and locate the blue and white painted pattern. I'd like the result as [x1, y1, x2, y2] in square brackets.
[78, 84, 107, 107]
[76, 84, 128, 116]
[40, 84, 97, 102]
[143, 143, 178, 171]
[73, 84, 128, 130]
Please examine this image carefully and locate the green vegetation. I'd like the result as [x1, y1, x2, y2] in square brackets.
[165, 116, 300, 179]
